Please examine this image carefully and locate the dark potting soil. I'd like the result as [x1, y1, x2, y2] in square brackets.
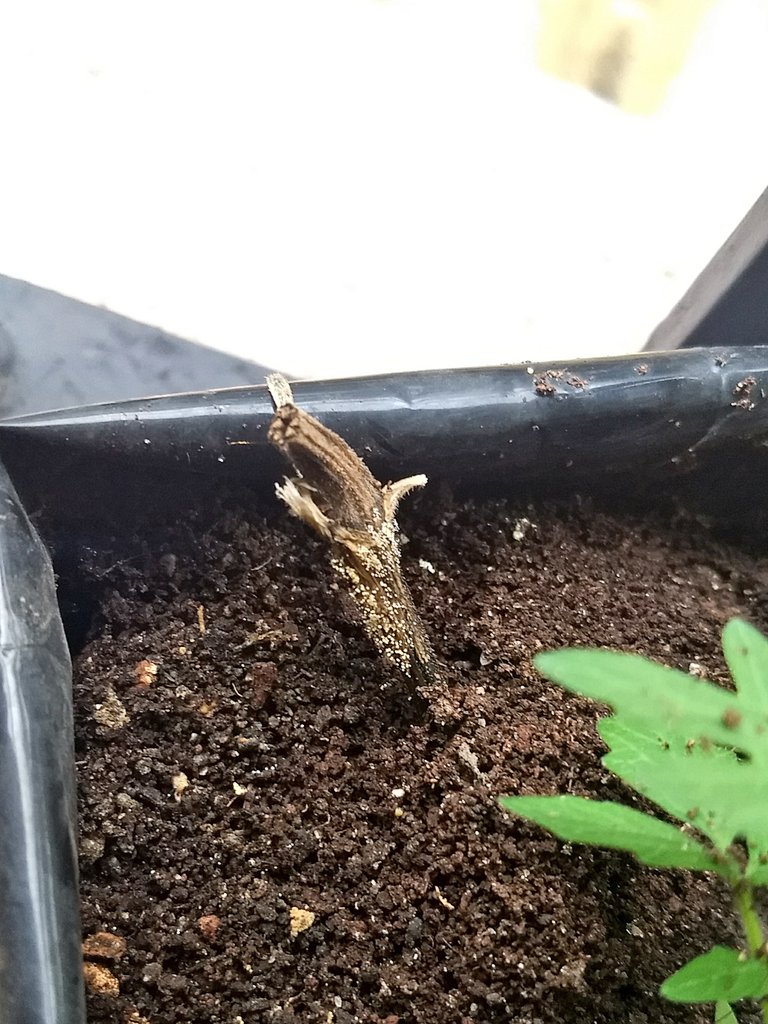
[71, 492, 768, 1024]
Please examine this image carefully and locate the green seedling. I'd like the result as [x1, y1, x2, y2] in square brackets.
[499, 618, 768, 1024]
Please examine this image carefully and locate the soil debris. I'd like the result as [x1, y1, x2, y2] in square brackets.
[171, 772, 189, 801]
[92, 686, 129, 729]
[533, 367, 587, 395]
[134, 659, 158, 688]
[533, 372, 558, 396]
[197, 915, 222, 942]
[82, 931, 127, 960]
[247, 661, 278, 707]
[83, 962, 120, 997]
[512, 516, 536, 542]
[289, 907, 316, 937]
[731, 375, 759, 410]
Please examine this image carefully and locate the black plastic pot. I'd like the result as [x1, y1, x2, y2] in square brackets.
[0, 274, 272, 418]
[1, 346, 768, 1023]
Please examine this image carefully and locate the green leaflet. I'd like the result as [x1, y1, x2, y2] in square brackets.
[599, 721, 768, 853]
[661, 946, 768, 1003]
[598, 716, 737, 766]
[534, 648, 751, 754]
[722, 619, 768, 756]
[498, 795, 718, 872]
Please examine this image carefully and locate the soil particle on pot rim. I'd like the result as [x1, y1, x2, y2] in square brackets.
[72, 494, 767, 1023]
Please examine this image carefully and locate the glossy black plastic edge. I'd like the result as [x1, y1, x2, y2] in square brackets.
[0, 458, 85, 1024]
[1, 348, 766, 498]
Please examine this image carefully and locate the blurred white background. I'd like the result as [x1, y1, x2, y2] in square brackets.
[1, 0, 766, 378]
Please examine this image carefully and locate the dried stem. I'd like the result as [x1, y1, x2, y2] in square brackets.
[266, 374, 434, 680]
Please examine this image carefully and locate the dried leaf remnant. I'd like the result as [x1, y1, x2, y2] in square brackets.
[266, 374, 433, 679]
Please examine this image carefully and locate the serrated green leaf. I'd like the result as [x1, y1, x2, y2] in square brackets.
[498, 795, 718, 871]
[723, 619, 768, 741]
[601, 724, 768, 852]
[661, 946, 768, 1002]
[715, 1000, 738, 1024]
[534, 648, 750, 753]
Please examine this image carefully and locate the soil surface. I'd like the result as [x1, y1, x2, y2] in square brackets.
[71, 492, 768, 1024]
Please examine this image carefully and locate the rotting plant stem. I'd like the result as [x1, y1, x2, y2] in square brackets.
[734, 880, 768, 1023]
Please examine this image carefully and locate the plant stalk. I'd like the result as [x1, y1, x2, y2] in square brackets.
[734, 881, 768, 1024]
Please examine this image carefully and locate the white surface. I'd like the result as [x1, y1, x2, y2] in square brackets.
[1, 0, 767, 377]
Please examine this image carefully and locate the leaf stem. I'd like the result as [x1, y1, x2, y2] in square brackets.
[734, 881, 768, 1024]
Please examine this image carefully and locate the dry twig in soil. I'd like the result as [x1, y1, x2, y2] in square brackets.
[266, 374, 433, 680]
